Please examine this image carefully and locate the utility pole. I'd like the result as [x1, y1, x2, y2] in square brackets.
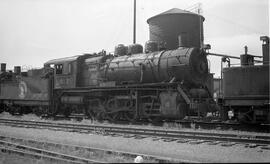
[133, 0, 136, 44]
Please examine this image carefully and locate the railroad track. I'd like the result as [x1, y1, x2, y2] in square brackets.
[0, 135, 184, 163]
[0, 139, 104, 163]
[0, 118, 269, 148]
[50, 114, 270, 133]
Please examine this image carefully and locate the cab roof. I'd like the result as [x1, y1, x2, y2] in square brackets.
[44, 55, 80, 65]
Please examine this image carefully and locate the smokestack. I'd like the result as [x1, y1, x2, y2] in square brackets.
[260, 36, 269, 65]
[1, 63, 6, 72]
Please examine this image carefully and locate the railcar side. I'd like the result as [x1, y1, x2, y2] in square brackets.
[0, 67, 52, 115]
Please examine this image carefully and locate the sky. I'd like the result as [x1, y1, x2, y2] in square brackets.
[0, 0, 269, 77]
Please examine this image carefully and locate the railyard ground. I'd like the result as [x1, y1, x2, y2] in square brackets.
[0, 112, 269, 163]
[0, 152, 64, 164]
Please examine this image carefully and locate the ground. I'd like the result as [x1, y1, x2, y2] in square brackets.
[0, 125, 269, 163]
[0, 112, 269, 163]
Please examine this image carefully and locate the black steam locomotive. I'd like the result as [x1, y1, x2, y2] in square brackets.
[0, 46, 214, 121]
[0, 8, 269, 124]
[0, 8, 216, 121]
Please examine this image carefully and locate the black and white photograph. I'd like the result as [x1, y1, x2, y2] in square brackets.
[0, 0, 269, 163]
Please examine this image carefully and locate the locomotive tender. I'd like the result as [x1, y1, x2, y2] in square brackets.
[221, 36, 270, 124]
[0, 8, 216, 121]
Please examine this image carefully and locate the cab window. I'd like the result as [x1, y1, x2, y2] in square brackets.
[55, 64, 63, 74]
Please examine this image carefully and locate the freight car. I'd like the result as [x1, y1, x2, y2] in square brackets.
[220, 36, 270, 124]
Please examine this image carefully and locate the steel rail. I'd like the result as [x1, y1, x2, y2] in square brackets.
[0, 140, 104, 163]
[0, 146, 83, 164]
[0, 135, 188, 163]
[174, 120, 270, 133]
[0, 118, 269, 145]
[2, 118, 270, 140]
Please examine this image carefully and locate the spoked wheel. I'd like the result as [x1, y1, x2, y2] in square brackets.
[8, 106, 15, 115]
[63, 107, 71, 117]
[148, 116, 162, 124]
[86, 99, 107, 121]
[123, 110, 136, 122]
[96, 111, 107, 122]
[123, 99, 136, 122]
[106, 98, 119, 111]
[8, 106, 21, 115]
[0, 104, 4, 113]
[84, 107, 96, 120]
[115, 112, 128, 121]
[238, 112, 254, 124]
[33, 107, 43, 117]
[106, 98, 120, 121]
[106, 98, 136, 122]
[48, 103, 61, 117]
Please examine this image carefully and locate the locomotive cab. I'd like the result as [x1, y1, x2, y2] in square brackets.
[44, 56, 80, 89]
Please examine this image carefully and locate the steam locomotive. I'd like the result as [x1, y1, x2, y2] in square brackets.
[0, 42, 215, 121]
[0, 8, 217, 121]
[0, 8, 269, 124]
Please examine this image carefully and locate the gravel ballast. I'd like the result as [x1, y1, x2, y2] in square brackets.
[0, 125, 269, 163]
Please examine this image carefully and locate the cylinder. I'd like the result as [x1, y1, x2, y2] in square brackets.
[147, 8, 204, 50]
[14, 66, 21, 74]
[1, 63, 6, 72]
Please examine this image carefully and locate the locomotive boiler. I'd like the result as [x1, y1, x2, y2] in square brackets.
[106, 46, 208, 86]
